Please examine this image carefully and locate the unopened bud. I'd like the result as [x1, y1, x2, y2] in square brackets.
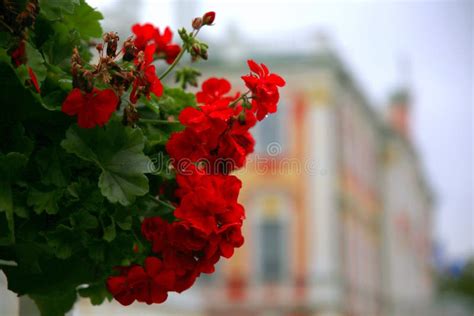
[192, 17, 203, 30]
[191, 44, 201, 56]
[202, 11, 215, 25]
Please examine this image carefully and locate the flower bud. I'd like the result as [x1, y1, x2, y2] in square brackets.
[202, 11, 215, 25]
[191, 44, 201, 56]
[192, 17, 203, 30]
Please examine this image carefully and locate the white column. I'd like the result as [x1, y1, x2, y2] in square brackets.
[306, 100, 343, 309]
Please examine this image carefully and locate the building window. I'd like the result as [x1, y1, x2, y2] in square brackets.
[260, 219, 284, 282]
[253, 98, 288, 154]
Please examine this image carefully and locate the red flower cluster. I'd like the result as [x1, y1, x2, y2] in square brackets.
[167, 77, 256, 174]
[132, 23, 181, 64]
[242, 60, 286, 120]
[107, 61, 284, 306]
[106, 257, 175, 305]
[107, 173, 245, 305]
[62, 88, 118, 128]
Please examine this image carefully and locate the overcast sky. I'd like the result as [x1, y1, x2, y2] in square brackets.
[90, 0, 473, 261]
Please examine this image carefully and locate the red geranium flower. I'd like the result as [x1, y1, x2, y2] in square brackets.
[196, 78, 233, 104]
[106, 257, 175, 306]
[174, 173, 243, 235]
[241, 59, 285, 120]
[154, 26, 181, 64]
[131, 23, 181, 64]
[132, 23, 157, 51]
[62, 88, 118, 128]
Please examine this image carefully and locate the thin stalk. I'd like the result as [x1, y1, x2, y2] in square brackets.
[156, 198, 176, 210]
[138, 118, 180, 124]
[228, 90, 251, 108]
[158, 29, 200, 81]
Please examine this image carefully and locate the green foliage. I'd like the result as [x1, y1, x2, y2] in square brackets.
[31, 291, 77, 316]
[27, 187, 64, 215]
[0, 0, 205, 314]
[438, 258, 474, 301]
[61, 119, 153, 206]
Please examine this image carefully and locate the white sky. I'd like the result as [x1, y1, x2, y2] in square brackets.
[89, 0, 473, 261]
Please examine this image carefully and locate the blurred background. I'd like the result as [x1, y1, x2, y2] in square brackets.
[2, 0, 472, 315]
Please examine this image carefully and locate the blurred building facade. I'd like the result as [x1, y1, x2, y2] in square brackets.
[190, 42, 435, 316]
[1, 1, 436, 315]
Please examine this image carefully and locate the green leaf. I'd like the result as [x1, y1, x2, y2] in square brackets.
[41, 22, 78, 66]
[61, 120, 153, 206]
[0, 49, 64, 120]
[142, 93, 161, 115]
[0, 152, 28, 243]
[36, 146, 70, 187]
[143, 124, 171, 146]
[152, 87, 197, 119]
[0, 153, 28, 183]
[70, 211, 98, 230]
[0, 181, 14, 245]
[0, 31, 13, 47]
[27, 187, 63, 215]
[101, 215, 116, 242]
[25, 42, 47, 83]
[44, 225, 78, 259]
[30, 290, 77, 316]
[39, 0, 80, 20]
[65, 0, 103, 39]
[87, 240, 104, 263]
[78, 282, 111, 305]
[0, 123, 34, 157]
[114, 207, 132, 230]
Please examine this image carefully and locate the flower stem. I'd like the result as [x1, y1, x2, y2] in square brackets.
[159, 29, 200, 81]
[156, 198, 176, 210]
[146, 194, 175, 210]
[138, 118, 180, 124]
[158, 48, 186, 81]
[228, 90, 251, 108]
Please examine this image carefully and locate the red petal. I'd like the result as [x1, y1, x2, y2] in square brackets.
[259, 63, 268, 76]
[164, 44, 181, 64]
[268, 73, 286, 86]
[91, 89, 118, 126]
[247, 59, 261, 74]
[150, 79, 163, 98]
[219, 242, 234, 258]
[28, 67, 40, 93]
[144, 257, 162, 277]
[144, 43, 156, 65]
[162, 26, 173, 44]
[106, 276, 127, 295]
[62, 88, 84, 116]
[150, 283, 168, 304]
